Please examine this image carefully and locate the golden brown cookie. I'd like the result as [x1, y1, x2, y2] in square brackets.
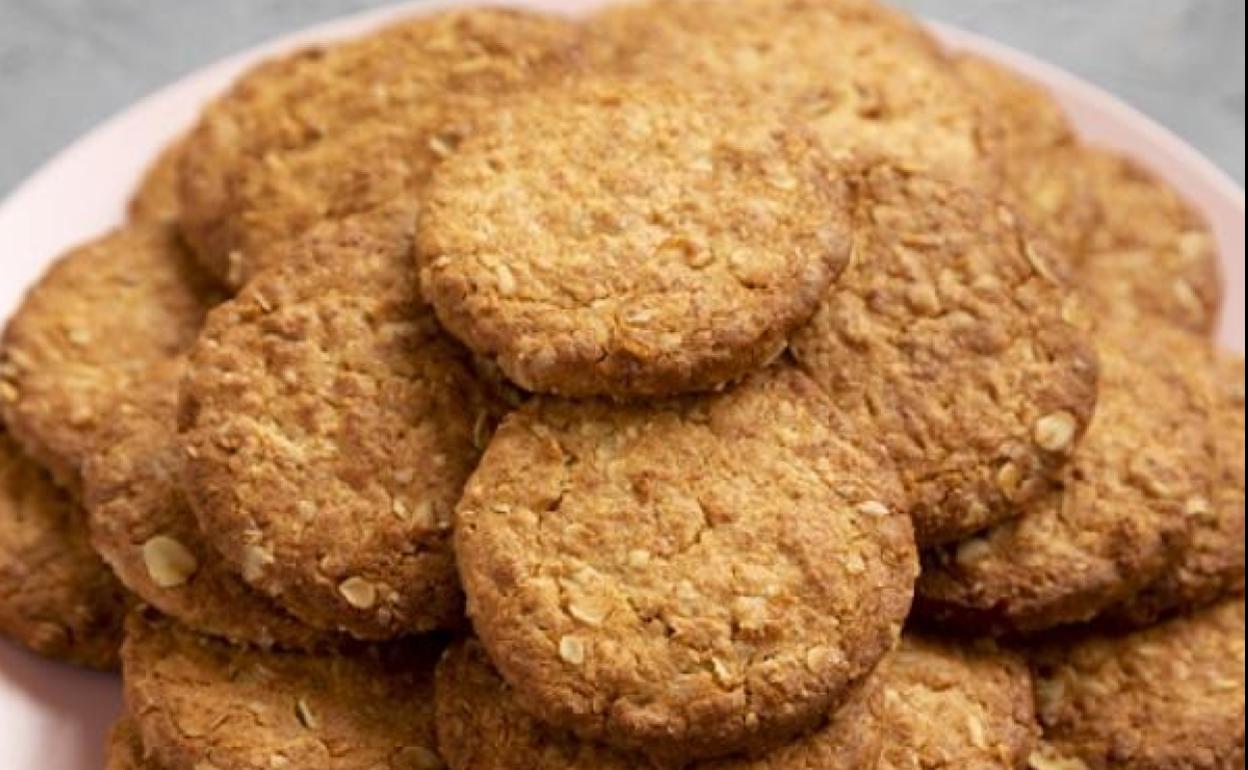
[1076, 149, 1223, 335]
[789, 163, 1099, 547]
[178, 9, 581, 290]
[419, 77, 850, 399]
[0, 425, 128, 669]
[879, 635, 1038, 770]
[1030, 598, 1246, 770]
[953, 54, 1100, 263]
[1109, 351, 1245, 625]
[0, 224, 222, 494]
[181, 209, 501, 639]
[435, 637, 886, 770]
[121, 610, 444, 770]
[106, 718, 156, 770]
[128, 136, 186, 223]
[454, 365, 918, 763]
[589, 0, 1000, 191]
[83, 357, 335, 650]
[917, 327, 1216, 635]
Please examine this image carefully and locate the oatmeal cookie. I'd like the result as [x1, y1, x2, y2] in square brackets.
[454, 365, 917, 762]
[419, 77, 850, 398]
[178, 9, 581, 289]
[589, 0, 1000, 190]
[917, 327, 1216, 634]
[84, 357, 335, 650]
[790, 163, 1099, 547]
[181, 209, 501, 639]
[1110, 350, 1245, 625]
[121, 610, 444, 770]
[1076, 149, 1223, 335]
[1030, 598, 1245, 770]
[435, 637, 886, 770]
[106, 719, 155, 770]
[953, 54, 1099, 263]
[0, 425, 128, 669]
[0, 224, 222, 494]
[879, 635, 1038, 770]
[128, 136, 187, 223]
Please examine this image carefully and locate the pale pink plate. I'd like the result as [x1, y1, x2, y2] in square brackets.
[0, 3, 1243, 768]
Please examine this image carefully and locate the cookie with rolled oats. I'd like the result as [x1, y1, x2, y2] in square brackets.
[182, 208, 502, 639]
[122, 610, 444, 770]
[454, 365, 917, 763]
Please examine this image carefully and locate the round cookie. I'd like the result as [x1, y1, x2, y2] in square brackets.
[418, 77, 851, 398]
[1076, 149, 1223, 336]
[0, 425, 128, 669]
[1110, 350, 1245, 626]
[128, 136, 186, 223]
[434, 638, 886, 770]
[121, 610, 444, 770]
[916, 326, 1216, 635]
[879, 635, 1038, 770]
[106, 719, 156, 770]
[789, 163, 1100, 547]
[454, 365, 918, 763]
[953, 54, 1100, 264]
[179, 9, 581, 290]
[1030, 598, 1245, 770]
[0, 224, 223, 494]
[588, 0, 1001, 192]
[181, 209, 502, 639]
[83, 357, 336, 650]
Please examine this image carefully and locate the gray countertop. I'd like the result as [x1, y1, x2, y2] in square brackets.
[0, 0, 1243, 198]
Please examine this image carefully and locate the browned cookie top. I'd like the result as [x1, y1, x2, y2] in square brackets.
[454, 365, 917, 763]
[1076, 149, 1223, 336]
[1030, 598, 1246, 770]
[178, 9, 581, 290]
[0, 224, 223, 494]
[0, 426, 128, 670]
[181, 209, 502, 639]
[589, 0, 1000, 191]
[789, 163, 1099, 547]
[879, 635, 1038, 770]
[84, 357, 336, 650]
[435, 638, 886, 770]
[128, 136, 186, 223]
[917, 327, 1216, 635]
[1111, 350, 1245, 625]
[953, 54, 1100, 264]
[121, 611, 444, 770]
[419, 77, 850, 399]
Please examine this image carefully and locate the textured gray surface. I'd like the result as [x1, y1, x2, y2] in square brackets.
[0, 0, 1243, 198]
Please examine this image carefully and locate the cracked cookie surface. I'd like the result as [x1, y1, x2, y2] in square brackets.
[789, 163, 1099, 547]
[121, 610, 444, 770]
[181, 209, 502, 639]
[84, 357, 336, 650]
[454, 365, 917, 763]
[419, 78, 851, 399]
[0, 224, 223, 495]
[917, 326, 1216, 634]
[178, 9, 581, 290]
[1030, 598, 1246, 770]
[435, 637, 886, 770]
[0, 426, 128, 669]
[879, 635, 1038, 770]
[589, 0, 1000, 191]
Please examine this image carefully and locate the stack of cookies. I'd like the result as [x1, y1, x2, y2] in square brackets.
[0, 1, 1243, 769]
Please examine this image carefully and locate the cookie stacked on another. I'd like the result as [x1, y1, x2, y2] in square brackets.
[0, 1, 1241, 769]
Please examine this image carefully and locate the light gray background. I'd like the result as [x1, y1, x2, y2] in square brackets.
[0, 0, 1243, 198]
